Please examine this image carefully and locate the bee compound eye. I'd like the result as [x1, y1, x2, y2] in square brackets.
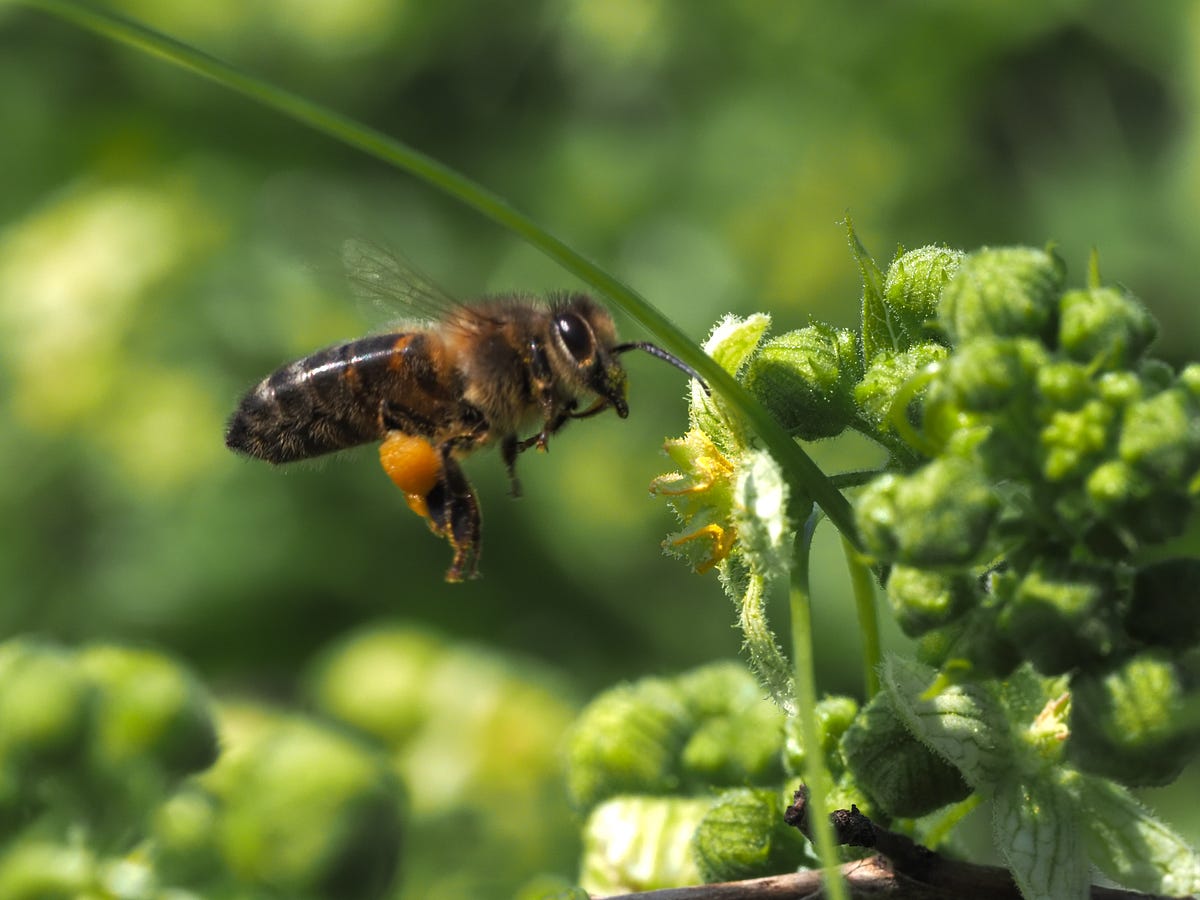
[555, 312, 594, 363]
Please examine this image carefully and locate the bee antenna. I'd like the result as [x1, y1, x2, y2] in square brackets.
[612, 342, 711, 395]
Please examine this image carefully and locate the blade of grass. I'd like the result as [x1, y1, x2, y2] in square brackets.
[22, 0, 860, 548]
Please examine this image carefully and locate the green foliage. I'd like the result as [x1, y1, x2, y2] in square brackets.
[567, 663, 842, 894]
[566, 663, 786, 815]
[691, 787, 811, 883]
[0, 636, 405, 900]
[840, 690, 971, 818]
[647, 235, 1200, 899]
[9, 3, 1200, 899]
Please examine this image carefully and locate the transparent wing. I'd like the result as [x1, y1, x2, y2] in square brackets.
[341, 238, 489, 330]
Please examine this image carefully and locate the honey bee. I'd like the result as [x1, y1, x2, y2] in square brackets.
[225, 240, 705, 581]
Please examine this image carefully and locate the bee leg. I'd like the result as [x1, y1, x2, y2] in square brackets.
[516, 400, 580, 455]
[500, 434, 522, 498]
[424, 449, 482, 582]
[568, 397, 610, 420]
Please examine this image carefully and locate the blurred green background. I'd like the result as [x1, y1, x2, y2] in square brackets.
[2, 1, 1199, 897]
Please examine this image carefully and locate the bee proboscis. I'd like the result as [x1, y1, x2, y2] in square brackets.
[225, 240, 705, 581]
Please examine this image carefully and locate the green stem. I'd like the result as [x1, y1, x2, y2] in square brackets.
[22, 0, 861, 549]
[842, 537, 881, 699]
[790, 516, 846, 900]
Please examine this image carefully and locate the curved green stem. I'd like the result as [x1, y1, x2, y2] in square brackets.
[22, 0, 861, 549]
[841, 537, 881, 698]
[790, 515, 846, 900]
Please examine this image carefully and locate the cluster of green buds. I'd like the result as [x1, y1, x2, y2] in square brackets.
[645, 236, 1200, 899]
[847, 245, 1200, 788]
[657, 240, 1200, 791]
[0, 637, 403, 900]
[564, 661, 865, 894]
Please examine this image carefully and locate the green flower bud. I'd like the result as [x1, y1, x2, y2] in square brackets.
[1036, 360, 1094, 409]
[879, 245, 964, 351]
[783, 695, 859, 778]
[580, 796, 711, 894]
[1179, 363, 1200, 400]
[1059, 287, 1157, 369]
[691, 788, 809, 883]
[307, 627, 443, 746]
[674, 661, 764, 718]
[215, 719, 403, 900]
[1068, 652, 1200, 787]
[943, 337, 1047, 414]
[1096, 370, 1144, 408]
[676, 665, 785, 786]
[938, 246, 1065, 344]
[1040, 399, 1115, 482]
[886, 566, 977, 637]
[1085, 458, 1143, 512]
[567, 679, 692, 811]
[1118, 387, 1200, 484]
[0, 639, 91, 771]
[997, 562, 1125, 675]
[854, 341, 948, 437]
[840, 692, 971, 817]
[78, 645, 218, 779]
[1125, 559, 1200, 650]
[744, 324, 862, 440]
[856, 457, 998, 567]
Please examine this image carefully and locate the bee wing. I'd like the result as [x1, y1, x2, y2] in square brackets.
[341, 238, 488, 331]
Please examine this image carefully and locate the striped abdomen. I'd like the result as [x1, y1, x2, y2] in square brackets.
[226, 332, 448, 464]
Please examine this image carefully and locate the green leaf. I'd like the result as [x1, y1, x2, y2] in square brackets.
[580, 796, 713, 895]
[734, 449, 795, 580]
[992, 775, 1088, 900]
[881, 655, 1012, 790]
[846, 221, 889, 363]
[704, 313, 772, 377]
[1074, 773, 1200, 896]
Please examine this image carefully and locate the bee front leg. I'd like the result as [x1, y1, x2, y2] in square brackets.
[423, 448, 482, 582]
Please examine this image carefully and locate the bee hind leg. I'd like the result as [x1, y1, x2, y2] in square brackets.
[424, 450, 482, 582]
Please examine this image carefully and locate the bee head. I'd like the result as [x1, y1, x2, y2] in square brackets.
[549, 294, 709, 418]
[549, 294, 630, 417]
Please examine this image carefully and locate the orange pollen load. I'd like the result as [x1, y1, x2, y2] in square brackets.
[379, 432, 442, 519]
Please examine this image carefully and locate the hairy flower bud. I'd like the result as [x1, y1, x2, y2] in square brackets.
[1059, 287, 1157, 370]
[744, 324, 862, 439]
[1068, 652, 1200, 787]
[997, 562, 1125, 675]
[886, 566, 977, 637]
[691, 788, 809, 883]
[854, 341, 948, 437]
[938, 246, 1065, 344]
[857, 457, 998, 566]
[879, 245, 964, 351]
